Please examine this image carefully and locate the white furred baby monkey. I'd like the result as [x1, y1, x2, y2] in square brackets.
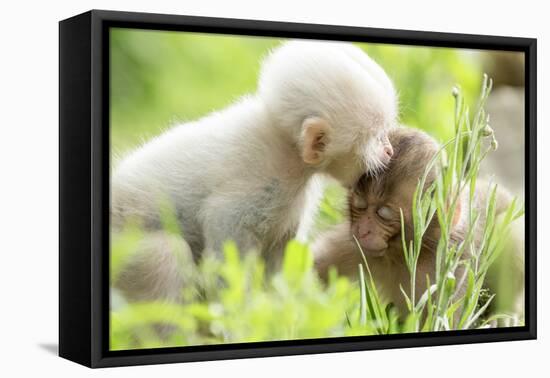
[112, 40, 398, 301]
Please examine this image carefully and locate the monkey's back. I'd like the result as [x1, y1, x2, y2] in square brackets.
[110, 96, 307, 258]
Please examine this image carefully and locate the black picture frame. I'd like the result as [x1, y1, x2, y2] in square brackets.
[59, 9, 537, 368]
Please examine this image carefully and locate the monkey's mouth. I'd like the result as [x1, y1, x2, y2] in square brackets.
[353, 232, 389, 257]
[355, 238, 387, 257]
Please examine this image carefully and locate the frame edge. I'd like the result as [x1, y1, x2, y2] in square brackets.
[71, 9, 538, 368]
[59, 11, 94, 368]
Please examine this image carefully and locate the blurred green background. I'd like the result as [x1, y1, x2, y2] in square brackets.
[111, 28, 497, 156]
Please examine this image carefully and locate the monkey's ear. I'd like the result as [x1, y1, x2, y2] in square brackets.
[301, 117, 332, 165]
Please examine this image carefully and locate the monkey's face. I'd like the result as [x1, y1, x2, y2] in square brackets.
[348, 127, 441, 258]
[349, 175, 416, 257]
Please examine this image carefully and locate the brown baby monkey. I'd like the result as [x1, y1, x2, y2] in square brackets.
[313, 127, 524, 320]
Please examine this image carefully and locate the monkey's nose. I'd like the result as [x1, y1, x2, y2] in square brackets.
[384, 145, 394, 159]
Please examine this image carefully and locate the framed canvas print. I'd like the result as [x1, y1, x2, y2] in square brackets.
[59, 9, 537, 368]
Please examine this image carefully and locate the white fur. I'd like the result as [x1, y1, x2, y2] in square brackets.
[112, 40, 398, 263]
[259, 40, 397, 167]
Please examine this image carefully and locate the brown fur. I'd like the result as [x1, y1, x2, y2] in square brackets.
[314, 128, 443, 313]
[313, 127, 523, 318]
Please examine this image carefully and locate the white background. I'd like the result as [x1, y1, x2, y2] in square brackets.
[0, 0, 546, 376]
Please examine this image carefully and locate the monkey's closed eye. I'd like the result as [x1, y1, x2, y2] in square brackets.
[352, 195, 368, 210]
[377, 206, 394, 220]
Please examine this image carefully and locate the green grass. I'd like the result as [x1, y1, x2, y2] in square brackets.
[353, 76, 524, 333]
[110, 78, 524, 350]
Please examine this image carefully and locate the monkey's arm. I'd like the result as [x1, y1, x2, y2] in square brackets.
[311, 222, 363, 281]
[199, 178, 303, 261]
[199, 190, 265, 258]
